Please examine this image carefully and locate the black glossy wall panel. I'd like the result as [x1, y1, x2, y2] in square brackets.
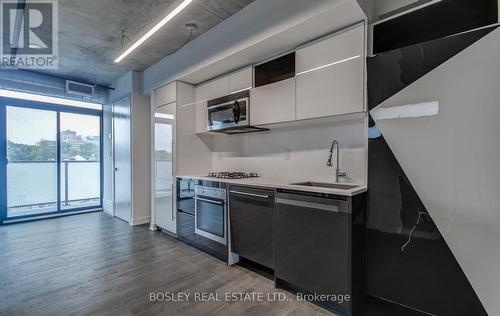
[360, 296, 426, 316]
[373, 0, 498, 54]
[366, 123, 487, 315]
[368, 26, 498, 109]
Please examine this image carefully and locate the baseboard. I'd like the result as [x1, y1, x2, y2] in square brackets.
[130, 216, 150, 226]
[2, 208, 102, 225]
[103, 199, 113, 215]
[103, 208, 113, 216]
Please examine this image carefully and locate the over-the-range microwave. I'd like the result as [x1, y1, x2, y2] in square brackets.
[207, 90, 267, 135]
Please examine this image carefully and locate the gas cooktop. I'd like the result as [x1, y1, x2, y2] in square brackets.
[207, 172, 259, 179]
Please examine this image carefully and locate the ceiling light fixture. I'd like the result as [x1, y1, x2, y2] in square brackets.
[114, 0, 193, 63]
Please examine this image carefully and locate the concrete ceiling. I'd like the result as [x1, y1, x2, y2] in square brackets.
[35, 0, 255, 88]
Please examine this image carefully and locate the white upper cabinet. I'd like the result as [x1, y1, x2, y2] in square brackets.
[154, 82, 176, 107]
[250, 77, 296, 126]
[296, 24, 365, 120]
[229, 67, 252, 93]
[209, 76, 230, 99]
[194, 83, 210, 134]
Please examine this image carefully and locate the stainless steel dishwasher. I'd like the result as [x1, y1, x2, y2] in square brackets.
[275, 189, 353, 315]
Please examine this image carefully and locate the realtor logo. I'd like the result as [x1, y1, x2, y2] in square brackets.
[1, 0, 58, 69]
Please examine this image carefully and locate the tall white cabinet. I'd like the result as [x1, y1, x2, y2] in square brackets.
[194, 83, 210, 134]
[153, 102, 176, 233]
[152, 81, 212, 233]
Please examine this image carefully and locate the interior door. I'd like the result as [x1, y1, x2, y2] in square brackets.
[154, 103, 176, 233]
[113, 97, 131, 222]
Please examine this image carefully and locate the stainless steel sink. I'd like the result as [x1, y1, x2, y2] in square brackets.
[290, 182, 359, 190]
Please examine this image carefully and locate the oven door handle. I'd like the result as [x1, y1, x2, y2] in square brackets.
[194, 197, 224, 205]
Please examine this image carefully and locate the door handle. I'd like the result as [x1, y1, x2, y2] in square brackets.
[113, 167, 119, 172]
[172, 184, 175, 221]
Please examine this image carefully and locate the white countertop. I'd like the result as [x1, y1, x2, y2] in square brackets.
[177, 175, 367, 196]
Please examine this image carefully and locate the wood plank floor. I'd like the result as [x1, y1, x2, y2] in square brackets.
[0, 212, 334, 316]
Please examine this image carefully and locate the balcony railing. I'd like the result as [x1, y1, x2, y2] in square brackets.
[7, 160, 100, 217]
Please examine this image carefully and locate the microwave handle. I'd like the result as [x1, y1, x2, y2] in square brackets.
[233, 101, 240, 124]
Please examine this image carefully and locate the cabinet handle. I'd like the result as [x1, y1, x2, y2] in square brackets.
[276, 198, 341, 213]
[230, 190, 270, 199]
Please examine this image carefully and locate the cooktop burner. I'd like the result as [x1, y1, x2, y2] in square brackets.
[208, 172, 259, 179]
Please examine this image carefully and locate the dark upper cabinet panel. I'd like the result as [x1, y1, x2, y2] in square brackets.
[254, 52, 295, 87]
[367, 25, 498, 109]
[373, 0, 498, 54]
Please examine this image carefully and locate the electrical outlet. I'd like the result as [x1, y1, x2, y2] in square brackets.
[284, 148, 291, 160]
[217, 152, 223, 160]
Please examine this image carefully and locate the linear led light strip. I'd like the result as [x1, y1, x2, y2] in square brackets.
[154, 113, 175, 119]
[232, 86, 252, 94]
[0, 89, 102, 110]
[114, 0, 193, 63]
[295, 55, 361, 76]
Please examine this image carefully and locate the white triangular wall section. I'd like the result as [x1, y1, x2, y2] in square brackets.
[371, 28, 500, 316]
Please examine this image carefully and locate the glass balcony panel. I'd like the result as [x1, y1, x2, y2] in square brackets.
[60, 162, 101, 210]
[7, 162, 58, 217]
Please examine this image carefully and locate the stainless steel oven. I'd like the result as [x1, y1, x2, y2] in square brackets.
[207, 90, 249, 132]
[194, 185, 227, 245]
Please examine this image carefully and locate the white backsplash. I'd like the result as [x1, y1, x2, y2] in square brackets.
[208, 115, 367, 184]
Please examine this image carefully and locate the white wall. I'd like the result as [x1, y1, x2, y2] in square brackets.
[105, 71, 151, 225]
[208, 115, 367, 184]
[108, 71, 132, 103]
[130, 72, 151, 225]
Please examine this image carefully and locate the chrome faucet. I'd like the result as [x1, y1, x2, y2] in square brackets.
[327, 140, 347, 183]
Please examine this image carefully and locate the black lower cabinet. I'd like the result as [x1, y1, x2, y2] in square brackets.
[177, 211, 195, 242]
[229, 186, 275, 269]
[275, 190, 366, 316]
